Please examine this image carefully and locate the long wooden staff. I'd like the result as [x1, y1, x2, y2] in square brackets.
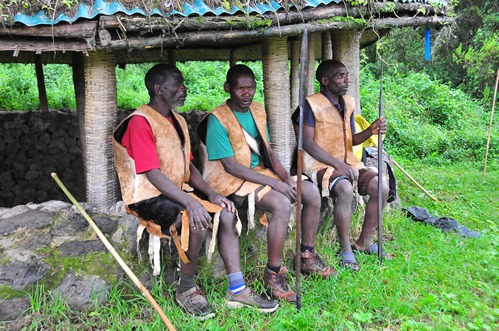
[483, 69, 499, 180]
[392, 160, 439, 202]
[51, 173, 176, 331]
[294, 28, 309, 311]
[377, 65, 384, 265]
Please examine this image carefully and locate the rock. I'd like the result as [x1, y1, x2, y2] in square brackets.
[0, 259, 48, 290]
[51, 272, 109, 311]
[0, 209, 53, 235]
[0, 297, 30, 321]
[0, 201, 145, 321]
[58, 240, 107, 257]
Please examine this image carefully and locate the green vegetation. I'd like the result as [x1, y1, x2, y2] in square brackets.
[1, 60, 495, 166]
[365, 0, 498, 108]
[2, 160, 497, 330]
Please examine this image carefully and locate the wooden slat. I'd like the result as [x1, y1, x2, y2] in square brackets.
[0, 39, 92, 54]
[0, 21, 97, 39]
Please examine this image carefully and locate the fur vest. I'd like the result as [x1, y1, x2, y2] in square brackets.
[199, 101, 270, 196]
[303, 93, 363, 178]
[113, 105, 191, 205]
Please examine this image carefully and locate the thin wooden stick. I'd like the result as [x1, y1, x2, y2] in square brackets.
[294, 28, 309, 312]
[483, 69, 499, 180]
[392, 160, 439, 203]
[377, 65, 384, 265]
[51, 173, 176, 331]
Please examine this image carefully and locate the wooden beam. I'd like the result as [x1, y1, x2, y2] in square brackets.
[0, 21, 97, 39]
[34, 54, 49, 112]
[262, 37, 292, 170]
[83, 51, 118, 208]
[0, 39, 92, 54]
[332, 30, 361, 114]
[106, 16, 452, 51]
[102, 3, 442, 34]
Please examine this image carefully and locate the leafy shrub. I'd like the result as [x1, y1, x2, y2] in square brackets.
[116, 63, 149, 110]
[0, 64, 38, 110]
[0, 62, 496, 164]
[43, 64, 76, 109]
[360, 70, 497, 163]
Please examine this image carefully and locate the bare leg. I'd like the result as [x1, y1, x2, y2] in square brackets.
[332, 180, 355, 252]
[217, 209, 241, 275]
[256, 189, 291, 267]
[300, 181, 321, 247]
[180, 217, 207, 277]
[355, 176, 389, 250]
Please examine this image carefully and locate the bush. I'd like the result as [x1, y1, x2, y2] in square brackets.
[0, 62, 496, 164]
[0, 64, 38, 110]
[359, 70, 497, 163]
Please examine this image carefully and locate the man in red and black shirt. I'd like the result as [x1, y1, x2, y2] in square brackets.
[113, 64, 277, 319]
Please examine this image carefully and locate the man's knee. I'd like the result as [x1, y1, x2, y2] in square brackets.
[333, 180, 354, 201]
[367, 177, 389, 200]
[301, 181, 321, 207]
[218, 209, 238, 236]
[265, 191, 292, 215]
[189, 226, 207, 239]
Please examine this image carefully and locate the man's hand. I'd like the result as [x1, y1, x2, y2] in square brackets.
[272, 180, 297, 204]
[370, 117, 386, 135]
[208, 192, 236, 214]
[285, 176, 297, 190]
[184, 199, 212, 231]
[334, 162, 358, 182]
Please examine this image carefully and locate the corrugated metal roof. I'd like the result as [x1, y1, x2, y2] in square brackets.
[13, 0, 443, 26]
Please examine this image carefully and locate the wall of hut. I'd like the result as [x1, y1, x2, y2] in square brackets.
[0, 110, 205, 207]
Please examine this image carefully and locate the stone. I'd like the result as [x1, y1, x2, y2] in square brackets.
[0, 209, 53, 235]
[0, 297, 30, 321]
[58, 239, 107, 257]
[51, 272, 109, 311]
[0, 259, 48, 290]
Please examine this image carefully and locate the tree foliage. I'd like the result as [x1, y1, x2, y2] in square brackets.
[364, 0, 499, 107]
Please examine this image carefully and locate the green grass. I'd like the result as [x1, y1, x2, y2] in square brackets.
[2, 160, 497, 330]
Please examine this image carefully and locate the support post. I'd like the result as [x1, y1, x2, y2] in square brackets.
[262, 37, 292, 170]
[322, 31, 333, 61]
[83, 51, 118, 208]
[35, 54, 49, 112]
[332, 30, 361, 113]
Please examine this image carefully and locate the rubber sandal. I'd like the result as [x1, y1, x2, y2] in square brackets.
[352, 243, 386, 257]
[338, 251, 360, 272]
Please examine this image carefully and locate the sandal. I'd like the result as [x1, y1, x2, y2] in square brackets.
[338, 251, 360, 272]
[352, 243, 386, 257]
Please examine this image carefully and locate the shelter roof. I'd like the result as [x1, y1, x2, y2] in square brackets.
[0, 0, 452, 64]
[4, 0, 447, 26]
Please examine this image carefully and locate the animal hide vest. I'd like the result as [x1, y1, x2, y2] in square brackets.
[113, 105, 191, 205]
[301, 93, 365, 196]
[200, 101, 271, 197]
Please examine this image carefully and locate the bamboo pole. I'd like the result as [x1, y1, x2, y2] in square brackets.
[483, 69, 499, 180]
[51, 173, 176, 331]
[392, 160, 439, 203]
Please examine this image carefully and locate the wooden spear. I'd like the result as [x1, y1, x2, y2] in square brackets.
[483, 69, 499, 180]
[51, 173, 176, 331]
[294, 28, 309, 311]
[377, 66, 384, 265]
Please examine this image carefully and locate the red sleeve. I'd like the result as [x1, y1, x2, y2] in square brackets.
[121, 116, 161, 174]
